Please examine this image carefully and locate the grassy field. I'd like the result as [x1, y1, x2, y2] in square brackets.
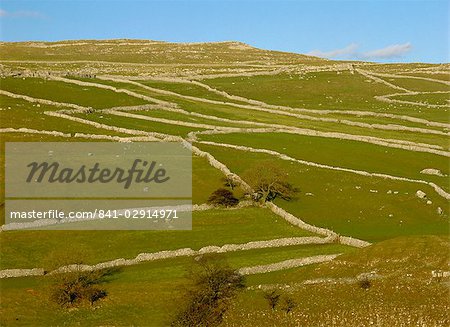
[225, 235, 449, 326]
[58, 75, 448, 144]
[205, 71, 396, 110]
[72, 111, 207, 136]
[403, 73, 450, 81]
[198, 131, 450, 191]
[139, 79, 247, 104]
[79, 77, 449, 149]
[203, 71, 450, 122]
[377, 76, 450, 92]
[0, 40, 322, 65]
[389, 91, 450, 106]
[116, 108, 253, 129]
[0, 77, 149, 108]
[0, 39, 449, 326]
[0, 242, 354, 326]
[0, 236, 446, 326]
[197, 143, 449, 242]
[0, 207, 315, 270]
[0, 95, 127, 136]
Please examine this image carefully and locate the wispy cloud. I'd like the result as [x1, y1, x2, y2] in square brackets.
[361, 43, 412, 59]
[307, 43, 359, 59]
[308, 42, 412, 60]
[0, 8, 43, 18]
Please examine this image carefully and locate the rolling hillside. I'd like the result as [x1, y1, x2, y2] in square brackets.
[0, 39, 449, 326]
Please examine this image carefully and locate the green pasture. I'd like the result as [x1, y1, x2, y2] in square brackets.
[379, 76, 450, 92]
[402, 73, 450, 81]
[71, 111, 205, 136]
[1, 236, 446, 327]
[124, 108, 252, 129]
[0, 41, 449, 327]
[139, 79, 246, 103]
[67, 78, 448, 149]
[390, 92, 450, 106]
[0, 40, 319, 65]
[225, 235, 449, 326]
[0, 206, 316, 270]
[0, 77, 149, 109]
[198, 132, 450, 192]
[0, 95, 127, 136]
[197, 144, 449, 242]
[65, 76, 449, 142]
[202, 71, 450, 122]
[0, 241, 353, 326]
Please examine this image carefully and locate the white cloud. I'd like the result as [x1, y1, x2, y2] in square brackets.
[362, 43, 412, 59]
[307, 42, 412, 60]
[0, 9, 43, 18]
[307, 43, 359, 59]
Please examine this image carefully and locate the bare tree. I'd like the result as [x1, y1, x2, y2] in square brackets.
[50, 268, 113, 307]
[171, 255, 245, 327]
[263, 290, 281, 310]
[222, 174, 239, 190]
[281, 296, 297, 314]
[45, 248, 118, 308]
[245, 162, 298, 203]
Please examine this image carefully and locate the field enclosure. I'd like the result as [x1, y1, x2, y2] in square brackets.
[0, 40, 449, 326]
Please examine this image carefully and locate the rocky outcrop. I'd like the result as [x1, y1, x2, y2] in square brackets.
[420, 168, 446, 177]
[416, 190, 427, 199]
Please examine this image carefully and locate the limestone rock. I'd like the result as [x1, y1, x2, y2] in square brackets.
[420, 168, 445, 177]
[415, 190, 427, 199]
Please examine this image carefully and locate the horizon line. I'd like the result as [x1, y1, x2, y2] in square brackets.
[1, 38, 448, 65]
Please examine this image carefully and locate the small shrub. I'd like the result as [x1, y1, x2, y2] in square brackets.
[359, 278, 372, 290]
[263, 290, 281, 310]
[207, 188, 239, 207]
[281, 297, 297, 314]
[50, 267, 117, 307]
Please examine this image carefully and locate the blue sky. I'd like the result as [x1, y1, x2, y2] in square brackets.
[0, 0, 448, 63]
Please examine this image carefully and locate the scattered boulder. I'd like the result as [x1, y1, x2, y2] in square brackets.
[415, 190, 427, 199]
[437, 207, 443, 215]
[420, 168, 445, 177]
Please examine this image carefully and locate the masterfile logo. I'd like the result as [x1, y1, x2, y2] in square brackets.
[25, 159, 170, 189]
[4, 142, 192, 231]
[6, 142, 191, 198]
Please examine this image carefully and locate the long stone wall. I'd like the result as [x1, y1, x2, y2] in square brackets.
[0, 89, 89, 111]
[101, 76, 449, 136]
[238, 254, 341, 275]
[0, 236, 334, 278]
[0, 127, 70, 137]
[197, 140, 450, 200]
